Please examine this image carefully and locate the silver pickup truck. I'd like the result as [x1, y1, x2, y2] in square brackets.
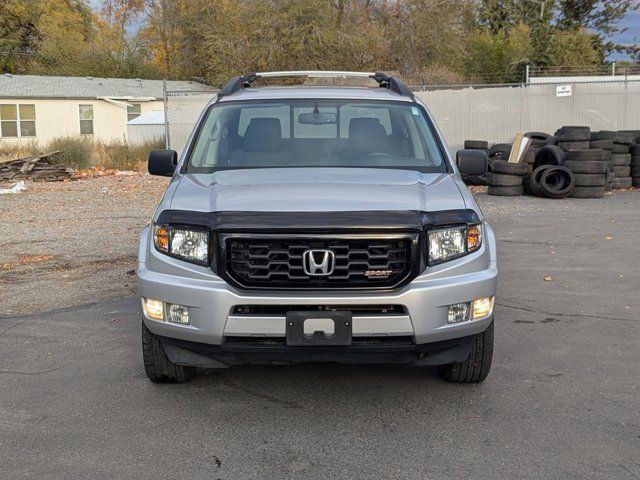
[138, 71, 497, 383]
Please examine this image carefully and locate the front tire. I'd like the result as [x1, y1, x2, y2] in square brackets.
[142, 321, 196, 383]
[439, 321, 493, 383]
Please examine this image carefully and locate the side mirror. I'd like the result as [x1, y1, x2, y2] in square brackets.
[148, 149, 178, 177]
[456, 149, 487, 176]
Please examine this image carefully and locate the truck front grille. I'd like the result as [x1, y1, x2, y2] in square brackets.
[222, 234, 417, 290]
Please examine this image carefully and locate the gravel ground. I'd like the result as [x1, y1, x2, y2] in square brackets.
[0, 178, 637, 317]
[0, 174, 168, 315]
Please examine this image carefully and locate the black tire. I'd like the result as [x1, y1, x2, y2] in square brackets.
[557, 140, 589, 151]
[487, 184, 524, 196]
[554, 126, 590, 141]
[528, 165, 553, 196]
[631, 167, 640, 177]
[614, 131, 637, 144]
[613, 166, 631, 177]
[489, 143, 512, 156]
[487, 172, 523, 186]
[563, 160, 607, 174]
[611, 153, 631, 166]
[632, 157, 640, 168]
[490, 160, 530, 176]
[142, 322, 197, 383]
[569, 186, 605, 198]
[573, 173, 606, 187]
[628, 144, 640, 155]
[539, 166, 575, 199]
[534, 145, 566, 169]
[566, 149, 605, 161]
[632, 177, 640, 187]
[525, 131, 553, 148]
[612, 143, 630, 154]
[590, 139, 613, 150]
[439, 322, 493, 383]
[592, 131, 616, 141]
[464, 140, 489, 150]
[611, 177, 632, 189]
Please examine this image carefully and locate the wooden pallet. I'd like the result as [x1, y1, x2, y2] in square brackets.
[0, 152, 74, 182]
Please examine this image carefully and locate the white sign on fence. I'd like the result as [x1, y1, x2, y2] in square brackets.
[556, 85, 572, 97]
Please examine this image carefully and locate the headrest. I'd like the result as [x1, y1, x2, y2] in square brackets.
[348, 118, 387, 152]
[243, 118, 282, 152]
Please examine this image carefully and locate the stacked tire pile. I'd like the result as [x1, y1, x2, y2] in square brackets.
[552, 126, 606, 198]
[486, 160, 530, 196]
[609, 130, 639, 189]
[527, 144, 576, 199]
[633, 143, 640, 187]
[589, 132, 614, 191]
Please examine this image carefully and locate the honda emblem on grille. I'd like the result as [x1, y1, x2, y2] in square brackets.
[302, 249, 335, 276]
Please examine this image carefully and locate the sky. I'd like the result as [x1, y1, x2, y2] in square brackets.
[608, 9, 640, 60]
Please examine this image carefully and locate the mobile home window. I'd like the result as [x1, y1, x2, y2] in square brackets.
[0, 104, 36, 137]
[79, 104, 94, 135]
[127, 103, 141, 121]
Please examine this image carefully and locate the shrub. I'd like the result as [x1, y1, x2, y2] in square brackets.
[95, 138, 165, 172]
[47, 136, 94, 169]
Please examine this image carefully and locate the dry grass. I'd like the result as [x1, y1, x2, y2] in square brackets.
[0, 137, 164, 172]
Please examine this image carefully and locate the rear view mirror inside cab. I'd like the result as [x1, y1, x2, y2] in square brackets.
[298, 112, 337, 125]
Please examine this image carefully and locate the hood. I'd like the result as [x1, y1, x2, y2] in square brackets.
[169, 168, 467, 213]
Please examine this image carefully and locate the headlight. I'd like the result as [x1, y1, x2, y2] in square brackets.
[428, 224, 482, 265]
[153, 224, 209, 265]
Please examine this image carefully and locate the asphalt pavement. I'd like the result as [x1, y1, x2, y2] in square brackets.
[1, 190, 639, 479]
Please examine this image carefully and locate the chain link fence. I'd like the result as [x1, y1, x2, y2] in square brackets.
[413, 78, 640, 152]
[164, 89, 218, 155]
[165, 78, 640, 155]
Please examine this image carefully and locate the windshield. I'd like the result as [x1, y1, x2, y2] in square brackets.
[186, 99, 447, 172]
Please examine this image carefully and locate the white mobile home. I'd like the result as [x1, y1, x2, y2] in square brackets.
[0, 74, 208, 146]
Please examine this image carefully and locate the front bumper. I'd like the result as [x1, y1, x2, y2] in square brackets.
[137, 222, 498, 350]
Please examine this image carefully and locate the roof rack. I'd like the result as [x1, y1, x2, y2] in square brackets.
[217, 71, 414, 100]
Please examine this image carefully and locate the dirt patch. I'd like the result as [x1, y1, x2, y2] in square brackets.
[0, 174, 169, 316]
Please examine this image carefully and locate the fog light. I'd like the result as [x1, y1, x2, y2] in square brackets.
[472, 296, 495, 320]
[143, 298, 164, 321]
[167, 303, 190, 325]
[447, 303, 470, 324]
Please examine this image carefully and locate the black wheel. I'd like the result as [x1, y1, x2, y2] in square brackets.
[487, 173, 523, 186]
[491, 160, 529, 176]
[539, 166, 575, 199]
[589, 140, 613, 151]
[439, 322, 494, 383]
[489, 143, 512, 156]
[534, 145, 566, 169]
[557, 140, 590, 151]
[612, 143, 630, 154]
[611, 154, 631, 166]
[632, 177, 640, 187]
[592, 130, 615, 141]
[554, 126, 590, 141]
[566, 149, 604, 161]
[528, 164, 553, 196]
[563, 160, 607, 174]
[613, 166, 631, 177]
[573, 173, 606, 187]
[142, 321, 196, 383]
[487, 184, 524, 196]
